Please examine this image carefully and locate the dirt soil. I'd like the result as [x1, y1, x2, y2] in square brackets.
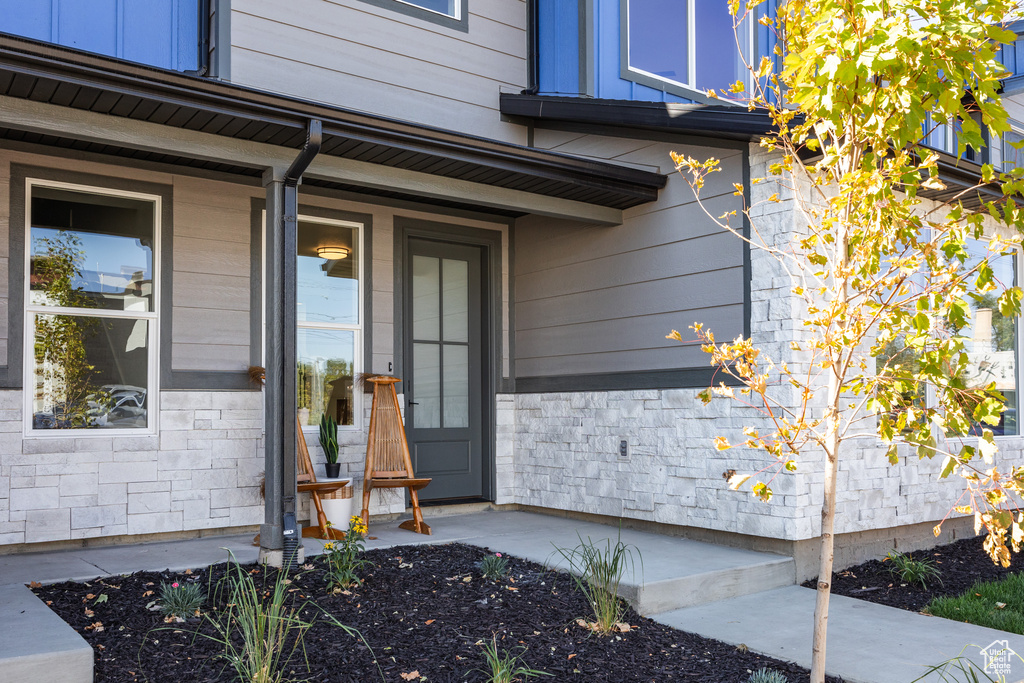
[33, 542, 841, 682]
[803, 534, 1024, 612]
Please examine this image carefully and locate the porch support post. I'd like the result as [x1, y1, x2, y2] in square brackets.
[259, 168, 290, 563]
[259, 121, 322, 568]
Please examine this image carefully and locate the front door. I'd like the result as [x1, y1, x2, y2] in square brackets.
[403, 237, 488, 501]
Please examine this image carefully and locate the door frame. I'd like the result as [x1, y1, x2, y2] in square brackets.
[394, 217, 504, 502]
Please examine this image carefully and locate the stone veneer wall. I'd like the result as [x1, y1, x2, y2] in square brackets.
[0, 390, 265, 545]
[0, 388, 403, 547]
[500, 141, 1024, 544]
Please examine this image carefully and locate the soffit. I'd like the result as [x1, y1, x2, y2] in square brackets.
[0, 34, 665, 211]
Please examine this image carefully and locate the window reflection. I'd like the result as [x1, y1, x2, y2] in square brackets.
[28, 185, 155, 431]
[295, 218, 361, 429]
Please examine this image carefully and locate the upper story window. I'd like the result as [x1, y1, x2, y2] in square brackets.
[624, 0, 752, 98]
[3, 0, 204, 72]
[399, 0, 459, 18]
[358, 0, 468, 31]
[1004, 127, 1024, 172]
[26, 181, 159, 433]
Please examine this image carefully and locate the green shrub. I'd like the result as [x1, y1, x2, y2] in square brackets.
[158, 580, 205, 619]
[885, 550, 942, 589]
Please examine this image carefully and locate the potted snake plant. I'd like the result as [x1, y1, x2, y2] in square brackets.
[319, 414, 342, 478]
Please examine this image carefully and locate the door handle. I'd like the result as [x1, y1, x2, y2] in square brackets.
[409, 401, 419, 405]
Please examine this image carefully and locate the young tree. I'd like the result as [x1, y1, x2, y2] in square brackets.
[671, 1, 1024, 680]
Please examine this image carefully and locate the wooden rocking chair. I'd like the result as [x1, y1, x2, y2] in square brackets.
[361, 376, 432, 535]
[252, 417, 350, 545]
[297, 417, 351, 540]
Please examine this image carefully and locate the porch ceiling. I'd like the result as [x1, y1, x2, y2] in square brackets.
[0, 33, 665, 214]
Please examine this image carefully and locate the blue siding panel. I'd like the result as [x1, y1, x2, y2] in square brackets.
[57, 0, 118, 56]
[0, 0, 200, 72]
[123, 0, 174, 70]
[175, 0, 199, 72]
[538, 0, 580, 95]
[0, 1, 52, 41]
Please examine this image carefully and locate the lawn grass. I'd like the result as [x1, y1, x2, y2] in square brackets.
[927, 572, 1024, 634]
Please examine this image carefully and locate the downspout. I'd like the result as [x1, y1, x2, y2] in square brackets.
[523, 0, 540, 95]
[264, 119, 322, 572]
[187, 0, 212, 77]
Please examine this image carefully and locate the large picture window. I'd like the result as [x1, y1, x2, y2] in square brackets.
[295, 217, 362, 430]
[625, 0, 752, 97]
[25, 181, 159, 433]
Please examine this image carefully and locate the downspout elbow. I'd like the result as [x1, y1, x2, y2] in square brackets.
[285, 119, 323, 186]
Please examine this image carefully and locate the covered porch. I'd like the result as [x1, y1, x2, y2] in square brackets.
[0, 34, 664, 560]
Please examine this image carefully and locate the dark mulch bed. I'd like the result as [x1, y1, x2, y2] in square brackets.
[803, 535, 1024, 612]
[33, 542, 838, 683]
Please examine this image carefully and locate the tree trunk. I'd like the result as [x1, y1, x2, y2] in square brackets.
[810, 187, 851, 682]
[810, 391, 840, 683]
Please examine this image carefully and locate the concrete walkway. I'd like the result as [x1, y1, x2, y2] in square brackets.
[656, 584, 1024, 683]
[3, 509, 1024, 682]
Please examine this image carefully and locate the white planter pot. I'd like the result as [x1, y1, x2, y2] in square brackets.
[320, 493, 354, 530]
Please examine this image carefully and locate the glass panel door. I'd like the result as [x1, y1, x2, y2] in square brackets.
[405, 238, 486, 500]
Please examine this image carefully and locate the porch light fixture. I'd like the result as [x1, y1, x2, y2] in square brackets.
[316, 245, 350, 260]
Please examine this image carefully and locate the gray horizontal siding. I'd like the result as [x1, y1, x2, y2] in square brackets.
[170, 177, 254, 372]
[514, 136, 747, 381]
[229, 0, 528, 143]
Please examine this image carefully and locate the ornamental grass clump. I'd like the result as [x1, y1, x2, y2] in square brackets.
[158, 580, 205, 619]
[196, 552, 383, 683]
[885, 551, 942, 590]
[747, 668, 789, 683]
[552, 529, 640, 634]
[205, 561, 315, 683]
[477, 635, 552, 683]
[323, 516, 371, 589]
[479, 553, 509, 580]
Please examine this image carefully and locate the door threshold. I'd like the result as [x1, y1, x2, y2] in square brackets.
[419, 497, 491, 508]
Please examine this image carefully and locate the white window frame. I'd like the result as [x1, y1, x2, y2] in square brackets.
[395, 0, 459, 20]
[624, 0, 754, 97]
[262, 212, 365, 434]
[23, 178, 161, 438]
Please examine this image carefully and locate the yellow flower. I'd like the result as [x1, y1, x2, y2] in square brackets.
[323, 542, 335, 551]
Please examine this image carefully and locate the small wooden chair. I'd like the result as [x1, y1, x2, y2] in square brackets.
[361, 376, 431, 535]
[297, 417, 351, 540]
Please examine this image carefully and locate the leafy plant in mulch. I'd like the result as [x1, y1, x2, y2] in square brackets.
[552, 530, 640, 634]
[476, 634, 551, 682]
[157, 580, 205, 620]
[885, 550, 942, 590]
[807, 534, 1024, 614]
[479, 553, 510, 581]
[748, 668, 790, 683]
[322, 516, 370, 589]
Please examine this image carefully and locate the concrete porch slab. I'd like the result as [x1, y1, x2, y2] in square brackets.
[360, 509, 796, 615]
[0, 583, 92, 683]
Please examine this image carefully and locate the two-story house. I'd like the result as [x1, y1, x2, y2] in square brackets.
[0, 0, 1021, 578]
